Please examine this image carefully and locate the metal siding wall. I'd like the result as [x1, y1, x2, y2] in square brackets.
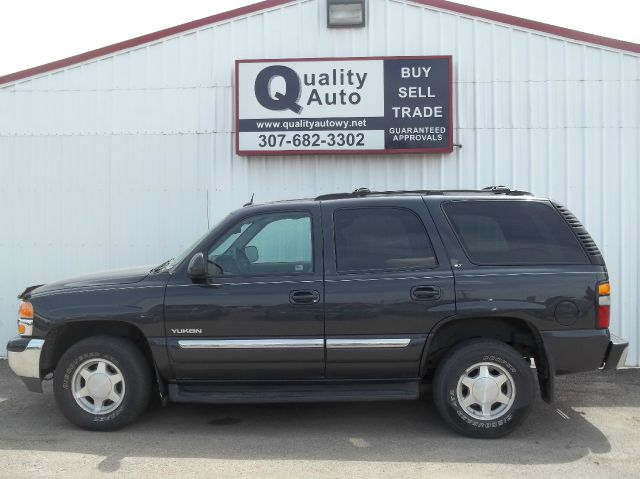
[0, 0, 638, 364]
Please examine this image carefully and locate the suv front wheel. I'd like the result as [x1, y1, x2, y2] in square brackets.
[53, 335, 151, 431]
[433, 339, 535, 438]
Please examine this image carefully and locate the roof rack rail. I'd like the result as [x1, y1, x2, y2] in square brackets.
[480, 185, 533, 195]
[314, 186, 533, 201]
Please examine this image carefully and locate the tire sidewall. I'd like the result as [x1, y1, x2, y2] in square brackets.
[54, 338, 150, 430]
[434, 341, 534, 437]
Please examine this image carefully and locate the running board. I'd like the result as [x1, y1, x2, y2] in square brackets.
[168, 380, 420, 404]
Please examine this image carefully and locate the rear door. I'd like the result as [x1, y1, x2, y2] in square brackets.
[321, 197, 456, 379]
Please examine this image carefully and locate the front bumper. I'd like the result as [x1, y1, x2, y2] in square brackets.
[602, 334, 629, 370]
[7, 337, 45, 393]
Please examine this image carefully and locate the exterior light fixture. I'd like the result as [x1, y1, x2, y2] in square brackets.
[327, 0, 365, 28]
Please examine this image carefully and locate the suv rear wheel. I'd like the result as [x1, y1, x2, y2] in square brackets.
[53, 336, 151, 431]
[433, 339, 535, 438]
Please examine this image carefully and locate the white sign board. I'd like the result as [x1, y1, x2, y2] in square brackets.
[235, 56, 453, 155]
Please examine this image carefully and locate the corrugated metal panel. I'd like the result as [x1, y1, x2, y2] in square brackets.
[0, 0, 638, 364]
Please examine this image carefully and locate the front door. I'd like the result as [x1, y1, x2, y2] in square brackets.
[164, 207, 324, 380]
[322, 197, 456, 379]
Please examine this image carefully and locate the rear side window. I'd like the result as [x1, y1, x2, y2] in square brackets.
[443, 201, 589, 265]
[334, 207, 437, 272]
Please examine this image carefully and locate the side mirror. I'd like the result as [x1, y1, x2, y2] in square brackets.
[187, 252, 206, 281]
[244, 245, 259, 263]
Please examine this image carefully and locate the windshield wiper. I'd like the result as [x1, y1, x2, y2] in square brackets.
[151, 259, 173, 273]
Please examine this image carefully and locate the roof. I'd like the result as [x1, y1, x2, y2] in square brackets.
[1, 0, 639, 86]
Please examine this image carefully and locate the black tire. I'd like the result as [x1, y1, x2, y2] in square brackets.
[433, 339, 535, 438]
[53, 336, 151, 431]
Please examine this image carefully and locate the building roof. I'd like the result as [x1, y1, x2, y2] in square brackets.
[1, 0, 639, 86]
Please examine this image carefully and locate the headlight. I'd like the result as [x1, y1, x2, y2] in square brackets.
[18, 301, 34, 336]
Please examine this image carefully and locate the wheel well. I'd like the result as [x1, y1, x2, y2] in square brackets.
[41, 321, 155, 377]
[422, 317, 547, 380]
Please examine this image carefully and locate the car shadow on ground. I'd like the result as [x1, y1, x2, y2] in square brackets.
[1, 363, 638, 473]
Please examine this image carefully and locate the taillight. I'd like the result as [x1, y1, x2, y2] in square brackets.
[597, 282, 610, 329]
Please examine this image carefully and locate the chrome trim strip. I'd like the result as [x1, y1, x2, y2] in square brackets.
[8, 339, 44, 379]
[326, 338, 411, 349]
[177, 339, 324, 349]
[178, 338, 413, 349]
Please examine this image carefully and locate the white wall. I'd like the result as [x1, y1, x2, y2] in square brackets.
[0, 0, 638, 363]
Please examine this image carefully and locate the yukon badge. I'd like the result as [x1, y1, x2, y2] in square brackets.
[171, 328, 203, 334]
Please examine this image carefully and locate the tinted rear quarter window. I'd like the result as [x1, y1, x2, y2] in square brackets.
[443, 201, 589, 265]
[334, 207, 436, 272]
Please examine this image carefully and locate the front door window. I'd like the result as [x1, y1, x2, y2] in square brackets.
[208, 212, 313, 276]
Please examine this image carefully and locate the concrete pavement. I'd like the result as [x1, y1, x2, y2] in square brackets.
[1, 360, 639, 478]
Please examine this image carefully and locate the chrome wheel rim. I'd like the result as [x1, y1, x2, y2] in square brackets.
[456, 361, 515, 420]
[72, 358, 125, 415]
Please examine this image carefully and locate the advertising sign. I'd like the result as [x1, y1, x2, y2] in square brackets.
[236, 56, 453, 155]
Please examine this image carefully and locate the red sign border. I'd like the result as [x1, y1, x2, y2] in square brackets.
[235, 55, 453, 156]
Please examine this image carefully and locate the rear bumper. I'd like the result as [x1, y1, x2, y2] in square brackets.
[541, 329, 628, 374]
[6, 337, 45, 393]
[602, 334, 629, 370]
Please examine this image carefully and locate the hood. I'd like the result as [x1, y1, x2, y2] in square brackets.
[25, 265, 154, 298]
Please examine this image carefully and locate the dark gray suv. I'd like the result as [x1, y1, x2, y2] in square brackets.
[7, 187, 628, 437]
